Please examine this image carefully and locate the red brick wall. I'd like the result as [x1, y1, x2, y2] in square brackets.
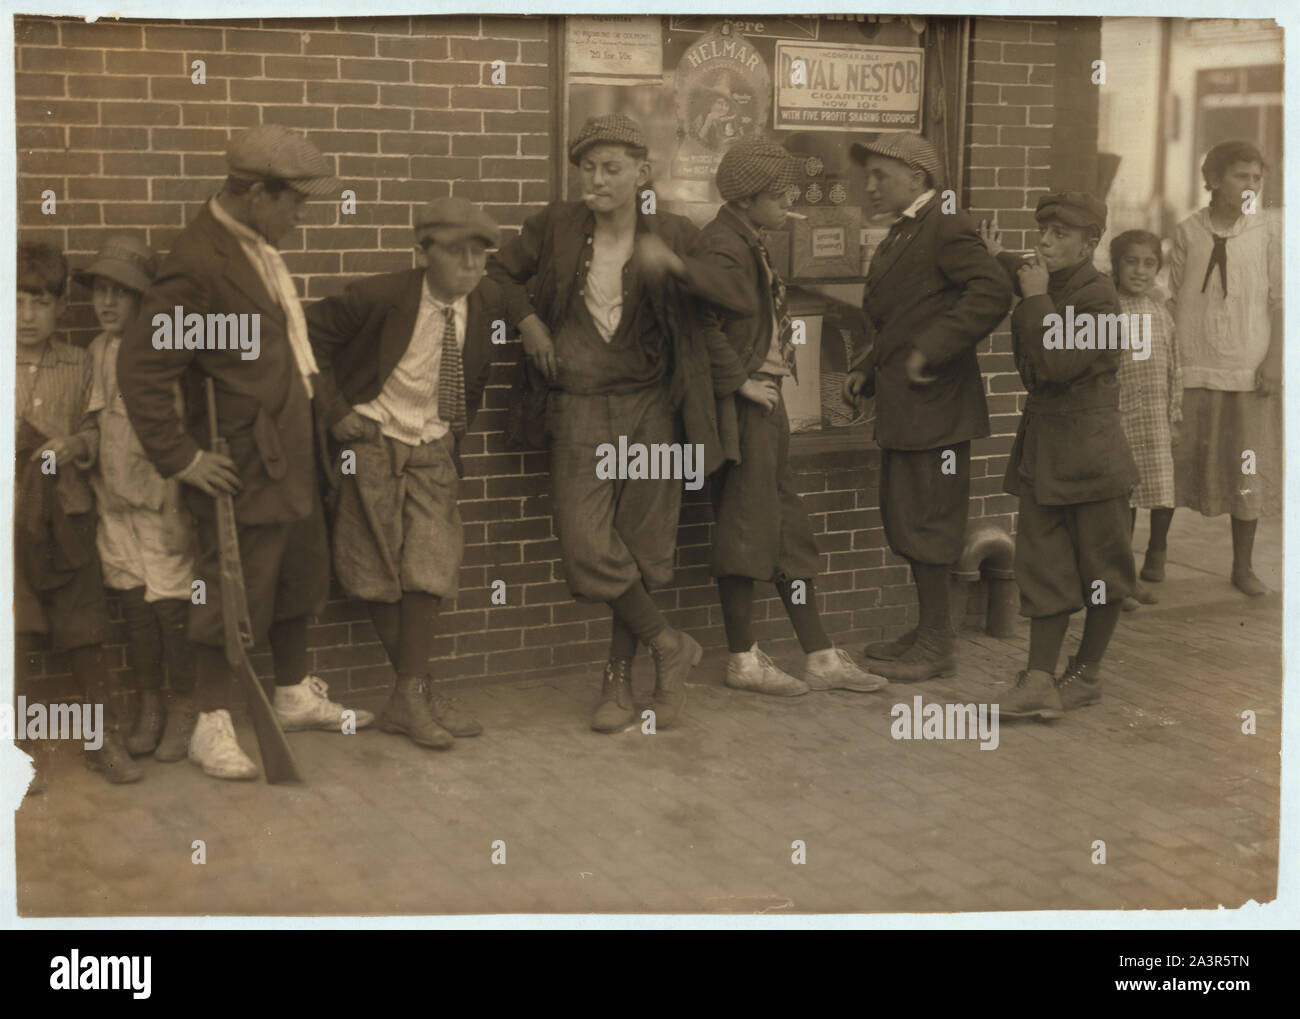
[14, 15, 1078, 699]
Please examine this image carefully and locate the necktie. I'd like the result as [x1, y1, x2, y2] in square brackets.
[1200, 233, 1229, 297]
[437, 306, 467, 440]
[756, 240, 797, 380]
[874, 216, 908, 260]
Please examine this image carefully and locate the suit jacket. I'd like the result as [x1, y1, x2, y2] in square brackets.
[688, 205, 791, 465]
[998, 252, 1140, 505]
[305, 268, 506, 470]
[486, 200, 748, 476]
[854, 194, 1012, 451]
[118, 202, 314, 526]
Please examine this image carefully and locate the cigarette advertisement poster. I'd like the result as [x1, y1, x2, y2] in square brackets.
[774, 41, 924, 132]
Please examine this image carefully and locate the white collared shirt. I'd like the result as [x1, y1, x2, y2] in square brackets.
[900, 188, 937, 220]
[355, 281, 468, 445]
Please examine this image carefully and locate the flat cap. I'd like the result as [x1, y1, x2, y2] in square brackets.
[226, 124, 339, 197]
[715, 139, 799, 202]
[1035, 191, 1108, 232]
[413, 196, 501, 247]
[73, 234, 157, 294]
[850, 133, 943, 187]
[568, 114, 647, 165]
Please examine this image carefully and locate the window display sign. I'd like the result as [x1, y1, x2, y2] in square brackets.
[566, 16, 663, 80]
[791, 205, 861, 279]
[774, 41, 924, 132]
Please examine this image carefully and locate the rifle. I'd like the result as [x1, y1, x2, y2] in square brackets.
[205, 378, 303, 784]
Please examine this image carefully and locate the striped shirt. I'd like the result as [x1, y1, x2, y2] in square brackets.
[354, 280, 467, 445]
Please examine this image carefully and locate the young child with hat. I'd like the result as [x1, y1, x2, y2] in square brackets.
[16, 242, 139, 785]
[980, 192, 1140, 719]
[690, 138, 887, 697]
[80, 236, 199, 764]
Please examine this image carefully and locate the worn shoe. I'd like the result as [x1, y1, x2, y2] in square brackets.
[1140, 547, 1166, 582]
[805, 646, 887, 692]
[1121, 596, 1141, 612]
[726, 644, 809, 697]
[1056, 656, 1103, 710]
[870, 626, 956, 683]
[1231, 570, 1267, 597]
[998, 669, 1064, 721]
[154, 693, 199, 762]
[649, 627, 701, 725]
[125, 689, 164, 756]
[591, 658, 637, 733]
[1133, 581, 1157, 605]
[378, 675, 454, 749]
[427, 688, 483, 737]
[275, 675, 376, 733]
[189, 709, 258, 780]
[84, 730, 144, 784]
[863, 627, 917, 661]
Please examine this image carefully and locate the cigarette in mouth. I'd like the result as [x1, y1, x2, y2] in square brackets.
[785, 211, 808, 220]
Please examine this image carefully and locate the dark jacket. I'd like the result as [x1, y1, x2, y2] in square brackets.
[305, 268, 506, 459]
[854, 194, 1012, 451]
[486, 200, 747, 476]
[118, 202, 314, 526]
[688, 204, 792, 465]
[998, 252, 1140, 505]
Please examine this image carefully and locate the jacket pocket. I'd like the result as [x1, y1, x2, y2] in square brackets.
[1036, 410, 1119, 486]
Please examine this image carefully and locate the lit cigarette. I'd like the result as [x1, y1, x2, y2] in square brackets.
[785, 211, 808, 220]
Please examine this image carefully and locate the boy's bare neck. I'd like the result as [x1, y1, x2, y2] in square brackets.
[1207, 197, 1242, 230]
[17, 337, 50, 362]
[593, 202, 638, 238]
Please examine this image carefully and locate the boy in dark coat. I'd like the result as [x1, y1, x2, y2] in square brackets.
[690, 139, 886, 696]
[486, 114, 742, 733]
[306, 198, 508, 749]
[981, 192, 1140, 718]
[843, 134, 1013, 682]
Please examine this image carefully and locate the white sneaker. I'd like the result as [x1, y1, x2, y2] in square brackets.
[274, 675, 376, 733]
[188, 709, 258, 781]
[805, 646, 888, 692]
[725, 644, 809, 697]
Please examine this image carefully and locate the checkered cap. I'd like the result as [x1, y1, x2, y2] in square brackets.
[226, 124, 340, 197]
[1036, 191, 1108, 233]
[715, 140, 799, 202]
[568, 114, 647, 165]
[849, 133, 943, 188]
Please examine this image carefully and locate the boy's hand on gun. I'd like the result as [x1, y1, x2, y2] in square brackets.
[738, 376, 779, 413]
[177, 450, 241, 497]
[32, 434, 86, 464]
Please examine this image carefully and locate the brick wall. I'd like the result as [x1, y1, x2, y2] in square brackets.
[14, 14, 1084, 700]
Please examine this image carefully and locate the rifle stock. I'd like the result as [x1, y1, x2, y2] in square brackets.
[206, 378, 303, 785]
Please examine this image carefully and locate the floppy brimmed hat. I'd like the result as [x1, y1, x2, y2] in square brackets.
[73, 234, 157, 294]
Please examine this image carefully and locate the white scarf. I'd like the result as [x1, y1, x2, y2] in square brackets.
[209, 197, 319, 396]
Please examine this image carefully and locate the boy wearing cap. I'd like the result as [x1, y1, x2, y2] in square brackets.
[16, 242, 139, 784]
[81, 236, 198, 763]
[119, 125, 374, 781]
[690, 138, 887, 697]
[979, 192, 1140, 718]
[843, 134, 1012, 683]
[306, 199, 509, 749]
[487, 113, 741, 734]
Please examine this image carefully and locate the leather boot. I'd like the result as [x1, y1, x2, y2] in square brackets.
[863, 626, 916, 661]
[154, 692, 198, 762]
[1140, 547, 1166, 582]
[998, 669, 1064, 721]
[649, 628, 701, 726]
[1055, 656, 1103, 710]
[126, 689, 164, 756]
[378, 675, 454, 749]
[591, 658, 636, 733]
[870, 626, 956, 683]
[85, 729, 144, 784]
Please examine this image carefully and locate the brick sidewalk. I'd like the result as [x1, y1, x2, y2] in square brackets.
[14, 515, 1282, 915]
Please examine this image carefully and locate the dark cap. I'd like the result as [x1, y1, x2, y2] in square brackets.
[715, 139, 799, 202]
[226, 124, 339, 197]
[413, 196, 501, 247]
[73, 234, 158, 294]
[568, 114, 647, 165]
[1035, 191, 1108, 233]
[850, 133, 943, 187]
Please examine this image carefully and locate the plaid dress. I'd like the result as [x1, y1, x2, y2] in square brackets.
[1116, 290, 1181, 508]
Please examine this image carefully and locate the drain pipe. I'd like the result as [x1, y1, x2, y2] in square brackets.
[950, 523, 1018, 638]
